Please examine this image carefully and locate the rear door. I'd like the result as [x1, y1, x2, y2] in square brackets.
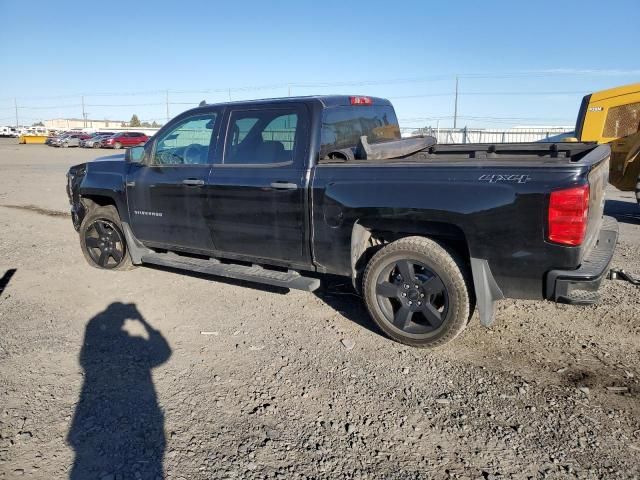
[206, 104, 311, 267]
[123, 133, 136, 147]
[126, 110, 221, 252]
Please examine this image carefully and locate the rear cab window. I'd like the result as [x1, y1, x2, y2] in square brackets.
[320, 105, 401, 160]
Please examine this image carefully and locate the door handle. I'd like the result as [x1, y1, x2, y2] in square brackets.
[182, 178, 205, 186]
[270, 182, 298, 190]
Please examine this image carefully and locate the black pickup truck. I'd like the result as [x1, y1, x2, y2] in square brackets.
[66, 95, 618, 348]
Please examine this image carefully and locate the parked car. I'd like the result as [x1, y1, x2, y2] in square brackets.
[52, 133, 91, 148]
[0, 126, 19, 138]
[102, 132, 148, 149]
[81, 132, 115, 148]
[46, 131, 69, 145]
[48, 133, 71, 146]
[66, 95, 617, 348]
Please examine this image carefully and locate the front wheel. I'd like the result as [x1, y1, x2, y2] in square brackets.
[635, 173, 639, 206]
[363, 236, 472, 348]
[61, 142, 68, 148]
[79, 205, 133, 270]
[113, 142, 122, 149]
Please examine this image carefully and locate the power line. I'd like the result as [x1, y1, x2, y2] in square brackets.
[1, 67, 637, 102]
[18, 104, 82, 110]
[86, 103, 165, 107]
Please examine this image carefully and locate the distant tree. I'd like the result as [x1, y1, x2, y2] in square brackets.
[141, 121, 151, 128]
[129, 114, 141, 127]
[32, 121, 44, 127]
[121, 122, 127, 127]
[151, 121, 161, 128]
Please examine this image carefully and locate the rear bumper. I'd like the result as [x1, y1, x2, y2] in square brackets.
[545, 216, 618, 304]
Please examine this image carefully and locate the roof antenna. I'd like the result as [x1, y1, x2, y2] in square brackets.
[198, 100, 206, 107]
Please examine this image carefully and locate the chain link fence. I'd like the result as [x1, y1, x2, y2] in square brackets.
[402, 126, 574, 143]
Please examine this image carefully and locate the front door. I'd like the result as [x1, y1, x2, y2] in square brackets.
[207, 105, 311, 267]
[126, 110, 220, 252]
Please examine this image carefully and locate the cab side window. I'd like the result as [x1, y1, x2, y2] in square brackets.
[224, 109, 299, 165]
[152, 113, 217, 165]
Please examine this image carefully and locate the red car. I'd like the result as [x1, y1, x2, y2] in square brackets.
[102, 132, 148, 149]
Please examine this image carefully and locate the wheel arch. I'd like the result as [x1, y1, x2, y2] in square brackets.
[78, 192, 148, 264]
[349, 218, 470, 291]
[78, 188, 130, 224]
[350, 218, 502, 327]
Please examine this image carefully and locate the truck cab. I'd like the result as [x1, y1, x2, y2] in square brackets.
[123, 97, 400, 267]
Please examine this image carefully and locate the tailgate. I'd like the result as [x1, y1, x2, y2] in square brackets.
[582, 148, 610, 259]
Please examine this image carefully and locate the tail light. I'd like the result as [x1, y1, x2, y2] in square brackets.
[350, 96, 372, 105]
[548, 184, 590, 246]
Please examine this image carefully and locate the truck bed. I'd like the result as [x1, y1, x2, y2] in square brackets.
[312, 142, 611, 301]
[319, 142, 600, 166]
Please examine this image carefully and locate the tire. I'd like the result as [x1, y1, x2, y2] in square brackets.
[362, 236, 472, 348]
[79, 205, 133, 271]
[62, 142, 68, 148]
[113, 142, 122, 149]
[93, 143, 100, 148]
[635, 173, 640, 206]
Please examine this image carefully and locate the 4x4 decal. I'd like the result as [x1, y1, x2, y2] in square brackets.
[478, 174, 531, 184]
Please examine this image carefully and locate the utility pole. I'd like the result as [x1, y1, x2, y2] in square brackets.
[14, 98, 19, 128]
[165, 90, 170, 122]
[81, 96, 86, 127]
[228, 88, 232, 102]
[288, 84, 291, 97]
[453, 76, 459, 129]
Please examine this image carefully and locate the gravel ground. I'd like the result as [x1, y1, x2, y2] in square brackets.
[0, 139, 639, 479]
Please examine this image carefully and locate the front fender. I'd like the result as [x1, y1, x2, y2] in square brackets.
[77, 161, 130, 224]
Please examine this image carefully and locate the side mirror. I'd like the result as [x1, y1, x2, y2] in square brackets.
[125, 146, 145, 163]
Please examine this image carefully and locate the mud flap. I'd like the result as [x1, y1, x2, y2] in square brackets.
[121, 222, 153, 264]
[470, 258, 504, 327]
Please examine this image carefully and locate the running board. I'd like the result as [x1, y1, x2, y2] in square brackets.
[140, 252, 320, 291]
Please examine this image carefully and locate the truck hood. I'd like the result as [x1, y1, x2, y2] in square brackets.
[68, 153, 128, 181]
[91, 153, 126, 163]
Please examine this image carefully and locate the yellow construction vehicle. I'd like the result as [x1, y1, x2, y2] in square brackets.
[572, 82, 640, 204]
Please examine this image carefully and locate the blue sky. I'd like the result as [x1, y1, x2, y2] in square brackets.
[0, 0, 638, 129]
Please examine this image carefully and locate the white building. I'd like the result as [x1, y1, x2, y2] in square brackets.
[44, 118, 127, 130]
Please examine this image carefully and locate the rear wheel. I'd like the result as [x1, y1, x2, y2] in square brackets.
[363, 236, 471, 348]
[79, 205, 133, 270]
[93, 142, 100, 148]
[636, 173, 640, 205]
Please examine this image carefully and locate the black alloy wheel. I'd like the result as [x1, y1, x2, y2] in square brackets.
[84, 219, 126, 269]
[362, 236, 471, 348]
[374, 259, 448, 335]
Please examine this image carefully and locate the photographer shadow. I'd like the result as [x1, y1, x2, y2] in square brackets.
[67, 302, 171, 479]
